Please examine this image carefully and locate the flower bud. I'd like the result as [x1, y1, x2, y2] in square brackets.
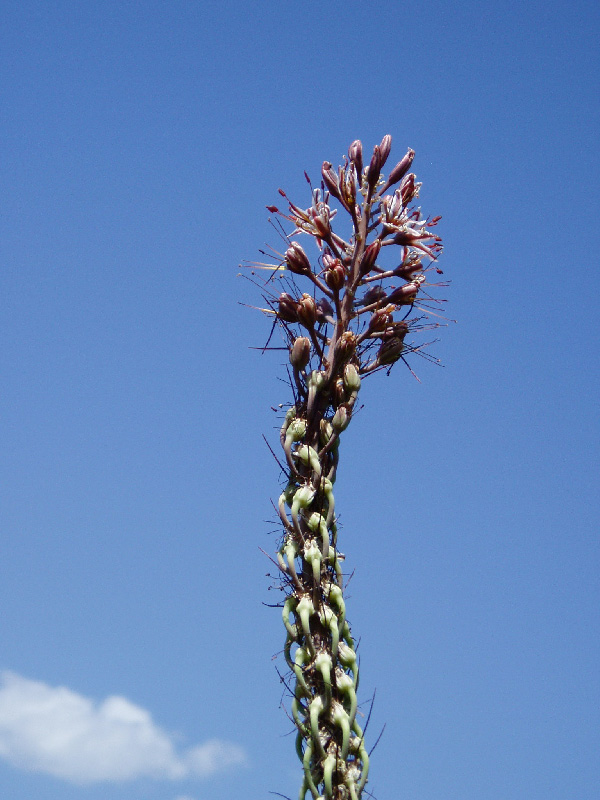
[277, 292, 299, 323]
[289, 336, 311, 369]
[387, 282, 419, 305]
[359, 238, 381, 276]
[383, 148, 415, 190]
[297, 293, 317, 329]
[285, 242, 311, 275]
[367, 145, 382, 190]
[343, 363, 361, 393]
[321, 161, 341, 200]
[348, 139, 363, 177]
[378, 134, 392, 168]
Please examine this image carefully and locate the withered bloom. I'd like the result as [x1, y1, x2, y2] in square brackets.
[246, 136, 445, 800]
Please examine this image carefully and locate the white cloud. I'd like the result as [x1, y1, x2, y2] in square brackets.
[0, 671, 247, 784]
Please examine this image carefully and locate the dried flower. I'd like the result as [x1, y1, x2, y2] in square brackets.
[285, 242, 311, 275]
[277, 293, 299, 323]
[297, 294, 317, 329]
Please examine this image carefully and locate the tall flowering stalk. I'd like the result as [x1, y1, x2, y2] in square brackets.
[248, 136, 444, 800]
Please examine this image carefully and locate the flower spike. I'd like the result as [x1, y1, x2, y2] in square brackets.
[247, 136, 445, 800]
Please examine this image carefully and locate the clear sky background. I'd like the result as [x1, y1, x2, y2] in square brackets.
[1, 1, 598, 799]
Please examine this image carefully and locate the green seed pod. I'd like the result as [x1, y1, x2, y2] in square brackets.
[338, 642, 358, 674]
[307, 369, 326, 420]
[282, 482, 296, 505]
[330, 700, 351, 759]
[292, 484, 315, 510]
[333, 377, 345, 406]
[332, 404, 351, 432]
[335, 668, 358, 723]
[295, 731, 305, 764]
[307, 511, 329, 555]
[343, 363, 361, 393]
[286, 417, 307, 444]
[314, 651, 332, 701]
[291, 484, 315, 536]
[304, 538, 322, 586]
[306, 511, 325, 533]
[308, 695, 326, 754]
[320, 605, 340, 656]
[291, 696, 305, 729]
[327, 582, 345, 627]
[294, 646, 310, 695]
[295, 444, 321, 478]
[302, 740, 319, 797]
[320, 477, 335, 527]
[282, 406, 296, 430]
[296, 595, 316, 643]
[323, 752, 336, 799]
[283, 538, 300, 582]
[282, 596, 298, 639]
[308, 370, 325, 392]
[320, 418, 334, 445]
[356, 742, 370, 792]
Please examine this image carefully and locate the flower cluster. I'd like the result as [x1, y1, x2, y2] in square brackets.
[249, 136, 444, 800]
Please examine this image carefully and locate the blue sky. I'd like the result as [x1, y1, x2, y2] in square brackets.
[1, 1, 598, 798]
